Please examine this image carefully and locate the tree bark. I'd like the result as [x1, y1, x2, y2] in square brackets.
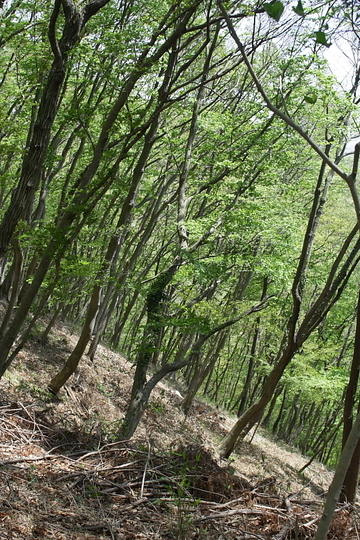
[0, 238, 22, 337]
[0, 0, 110, 260]
[340, 290, 360, 503]
[314, 409, 360, 540]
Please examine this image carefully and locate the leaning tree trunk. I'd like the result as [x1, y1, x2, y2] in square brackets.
[218, 343, 297, 458]
[180, 334, 211, 415]
[118, 355, 190, 440]
[0, 0, 110, 261]
[0, 238, 22, 337]
[48, 114, 160, 393]
[314, 409, 360, 540]
[340, 425, 360, 503]
[339, 290, 360, 503]
[118, 267, 178, 439]
[48, 288, 101, 393]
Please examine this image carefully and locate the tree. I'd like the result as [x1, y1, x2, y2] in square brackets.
[0, 0, 110, 262]
[0, 0, 202, 375]
[314, 408, 360, 540]
[217, 0, 360, 458]
[1, 4, 360, 498]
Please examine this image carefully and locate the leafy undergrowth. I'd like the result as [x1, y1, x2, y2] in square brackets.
[0, 320, 359, 539]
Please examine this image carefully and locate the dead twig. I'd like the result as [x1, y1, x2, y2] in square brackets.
[196, 508, 264, 521]
[140, 439, 151, 499]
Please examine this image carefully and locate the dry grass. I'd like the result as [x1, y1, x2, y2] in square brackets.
[0, 320, 358, 539]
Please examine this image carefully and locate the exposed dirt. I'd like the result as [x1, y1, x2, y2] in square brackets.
[0, 320, 358, 539]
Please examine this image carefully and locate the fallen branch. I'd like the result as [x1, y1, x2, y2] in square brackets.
[196, 508, 264, 521]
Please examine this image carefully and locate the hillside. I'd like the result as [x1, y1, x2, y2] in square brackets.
[0, 320, 358, 539]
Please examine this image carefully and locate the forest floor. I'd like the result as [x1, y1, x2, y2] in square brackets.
[0, 319, 358, 539]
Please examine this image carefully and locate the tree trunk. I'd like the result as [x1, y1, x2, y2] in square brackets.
[0, 0, 110, 260]
[0, 238, 22, 337]
[41, 303, 63, 344]
[237, 278, 268, 416]
[340, 290, 360, 503]
[48, 113, 160, 393]
[48, 287, 100, 393]
[340, 400, 360, 503]
[314, 409, 360, 540]
[180, 334, 211, 414]
[118, 355, 190, 440]
[262, 385, 282, 428]
[0, 249, 54, 376]
[218, 343, 296, 458]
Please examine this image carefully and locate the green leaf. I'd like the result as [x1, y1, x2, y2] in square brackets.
[292, 0, 305, 17]
[263, 1, 284, 22]
[304, 90, 317, 104]
[315, 31, 331, 47]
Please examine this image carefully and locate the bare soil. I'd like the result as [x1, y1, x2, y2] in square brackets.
[0, 320, 358, 539]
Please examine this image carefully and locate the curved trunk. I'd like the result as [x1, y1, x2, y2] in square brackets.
[48, 286, 100, 393]
[118, 354, 190, 440]
[218, 343, 296, 458]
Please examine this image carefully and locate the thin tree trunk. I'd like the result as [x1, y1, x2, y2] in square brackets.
[0, 0, 110, 260]
[314, 409, 360, 540]
[262, 385, 282, 428]
[41, 304, 63, 344]
[48, 113, 161, 393]
[340, 290, 360, 503]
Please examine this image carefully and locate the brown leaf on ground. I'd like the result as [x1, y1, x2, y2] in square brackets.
[0, 318, 358, 539]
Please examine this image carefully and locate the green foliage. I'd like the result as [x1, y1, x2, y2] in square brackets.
[315, 31, 331, 48]
[263, 1, 284, 21]
[0, 0, 359, 469]
[293, 1, 305, 17]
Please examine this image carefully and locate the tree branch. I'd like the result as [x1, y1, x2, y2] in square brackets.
[217, 0, 348, 183]
[81, 0, 111, 28]
[350, 141, 360, 182]
[205, 295, 273, 339]
[48, 0, 63, 66]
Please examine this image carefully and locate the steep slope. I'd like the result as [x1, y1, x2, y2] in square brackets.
[0, 319, 358, 539]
